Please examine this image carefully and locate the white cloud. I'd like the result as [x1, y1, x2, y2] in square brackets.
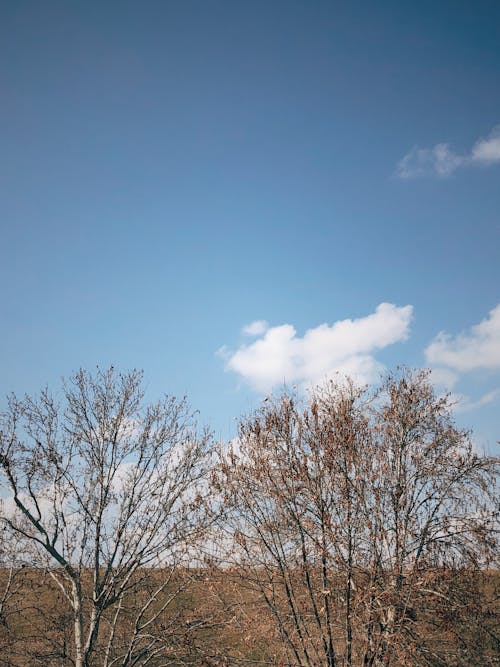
[425, 305, 500, 415]
[397, 144, 465, 179]
[428, 366, 459, 390]
[451, 389, 500, 414]
[425, 304, 500, 372]
[224, 303, 413, 392]
[396, 123, 500, 178]
[241, 320, 269, 336]
[471, 125, 500, 164]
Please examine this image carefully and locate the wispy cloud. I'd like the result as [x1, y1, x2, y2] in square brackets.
[471, 127, 500, 164]
[450, 389, 500, 414]
[397, 144, 465, 179]
[241, 320, 269, 336]
[397, 124, 500, 178]
[223, 303, 413, 392]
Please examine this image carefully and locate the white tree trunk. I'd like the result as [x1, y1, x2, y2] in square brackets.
[72, 581, 85, 667]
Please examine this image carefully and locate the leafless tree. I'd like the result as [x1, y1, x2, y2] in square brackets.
[215, 370, 498, 666]
[0, 367, 213, 667]
[0, 533, 34, 665]
[361, 371, 498, 665]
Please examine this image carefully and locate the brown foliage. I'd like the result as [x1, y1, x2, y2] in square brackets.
[0, 367, 497, 666]
[216, 369, 499, 666]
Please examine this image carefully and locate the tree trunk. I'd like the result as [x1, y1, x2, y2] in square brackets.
[72, 580, 85, 667]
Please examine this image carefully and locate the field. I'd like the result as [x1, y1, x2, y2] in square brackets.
[0, 567, 498, 666]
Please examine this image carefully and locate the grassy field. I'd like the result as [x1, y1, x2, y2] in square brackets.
[0, 567, 498, 666]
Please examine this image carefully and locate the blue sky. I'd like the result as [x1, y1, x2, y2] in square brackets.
[1, 1, 499, 448]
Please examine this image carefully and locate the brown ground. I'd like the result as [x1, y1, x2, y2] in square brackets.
[0, 568, 498, 666]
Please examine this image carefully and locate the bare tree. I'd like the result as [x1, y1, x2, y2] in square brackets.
[216, 370, 498, 666]
[0, 533, 35, 666]
[0, 367, 213, 667]
[358, 370, 498, 666]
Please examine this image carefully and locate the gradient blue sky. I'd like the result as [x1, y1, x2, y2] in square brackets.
[1, 1, 499, 448]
